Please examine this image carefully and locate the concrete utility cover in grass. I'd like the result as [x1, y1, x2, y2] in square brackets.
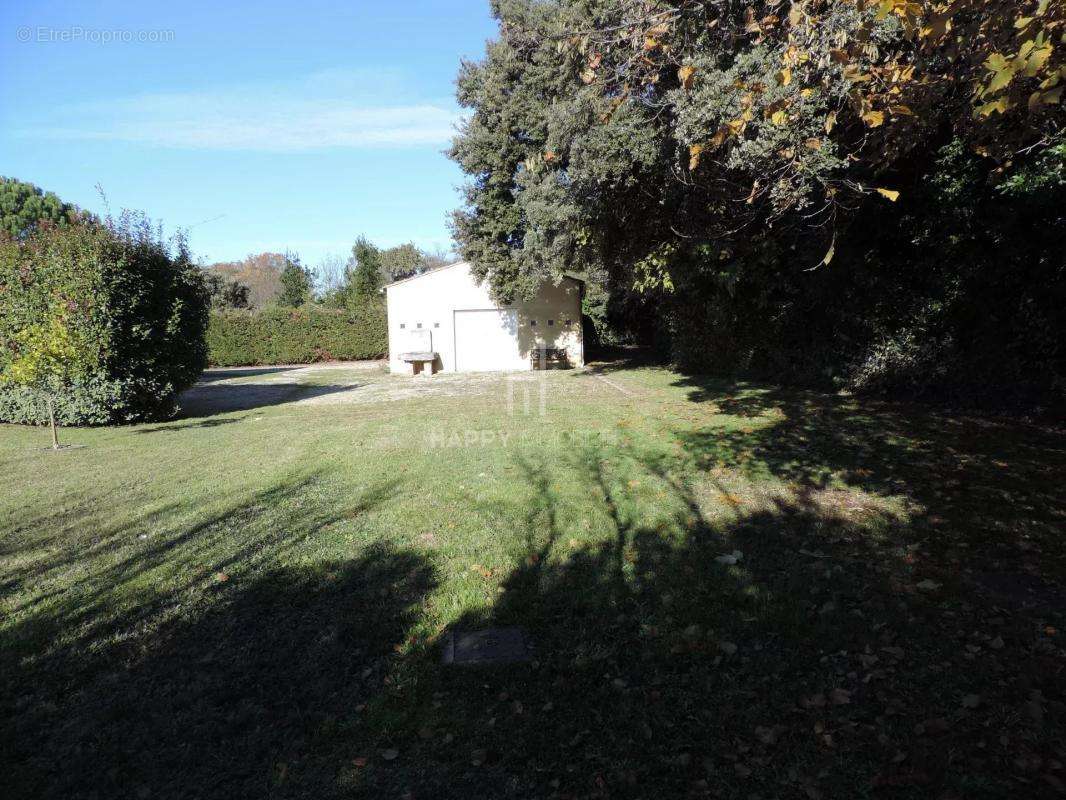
[442, 627, 531, 665]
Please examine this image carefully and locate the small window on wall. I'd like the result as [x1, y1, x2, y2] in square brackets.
[399, 323, 406, 329]
[417, 322, 423, 329]
[547, 319, 555, 326]
[434, 322, 440, 328]
[529, 319, 537, 327]
[565, 319, 573, 326]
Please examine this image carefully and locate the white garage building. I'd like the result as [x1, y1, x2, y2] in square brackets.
[384, 261, 584, 374]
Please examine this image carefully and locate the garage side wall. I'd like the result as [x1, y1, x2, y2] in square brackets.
[515, 279, 584, 368]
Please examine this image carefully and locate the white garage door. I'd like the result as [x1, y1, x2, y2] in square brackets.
[454, 309, 522, 372]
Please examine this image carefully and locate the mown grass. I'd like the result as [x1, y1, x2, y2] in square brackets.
[2, 360, 1064, 799]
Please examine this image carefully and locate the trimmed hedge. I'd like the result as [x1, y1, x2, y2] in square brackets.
[206, 305, 387, 366]
[0, 217, 209, 426]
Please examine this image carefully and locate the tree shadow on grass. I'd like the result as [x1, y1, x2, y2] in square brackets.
[2, 472, 413, 799]
[669, 375, 1066, 584]
[5, 383, 1064, 799]
[358, 432, 1064, 799]
[176, 382, 361, 417]
[196, 367, 302, 383]
[5, 547, 435, 800]
[582, 347, 666, 376]
[135, 415, 250, 434]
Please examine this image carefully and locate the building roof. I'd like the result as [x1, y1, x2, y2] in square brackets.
[382, 260, 469, 290]
[382, 261, 585, 291]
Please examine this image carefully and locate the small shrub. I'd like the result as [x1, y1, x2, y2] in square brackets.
[206, 304, 386, 366]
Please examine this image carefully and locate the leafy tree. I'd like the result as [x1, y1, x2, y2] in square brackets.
[277, 253, 312, 307]
[347, 237, 383, 302]
[379, 242, 424, 282]
[0, 307, 91, 448]
[318, 240, 449, 307]
[450, 0, 1066, 410]
[453, 0, 1063, 299]
[203, 270, 250, 310]
[0, 215, 209, 426]
[206, 252, 288, 308]
[0, 177, 77, 239]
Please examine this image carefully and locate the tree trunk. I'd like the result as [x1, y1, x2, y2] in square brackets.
[47, 394, 60, 449]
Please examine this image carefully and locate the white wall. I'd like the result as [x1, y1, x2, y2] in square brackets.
[385, 262, 583, 373]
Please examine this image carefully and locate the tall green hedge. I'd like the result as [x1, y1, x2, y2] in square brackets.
[206, 304, 386, 366]
[0, 216, 209, 425]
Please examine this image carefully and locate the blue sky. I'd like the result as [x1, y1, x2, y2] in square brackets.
[0, 1, 498, 270]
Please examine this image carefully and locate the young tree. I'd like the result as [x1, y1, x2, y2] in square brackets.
[1, 308, 90, 449]
[314, 252, 348, 305]
[346, 237, 383, 303]
[277, 252, 312, 307]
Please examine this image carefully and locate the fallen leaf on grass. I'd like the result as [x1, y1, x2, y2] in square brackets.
[215, 572, 229, 583]
[961, 694, 982, 709]
[871, 770, 933, 788]
[915, 579, 941, 592]
[755, 724, 786, 745]
[829, 688, 852, 705]
[914, 718, 950, 736]
[719, 641, 738, 655]
[715, 550, 743, 565]
[352, 757, 368, 768]
[470, 748, 487, 766]
[380, 748, 399, 761]
[1043, 773, 1066, 793]
[802, 693, 827, 709]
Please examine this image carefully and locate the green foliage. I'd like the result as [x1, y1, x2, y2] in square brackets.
[450, 0, 1066, 412]
[203, 270, 250, 310]
[347, 237, 383, 302]
[1, 307, 90, 391]
[379, 242, 423, 282]
[0, 176, 77, 239]
[320, 240, 450, 309]
[669, 138, 1066, 411]
[205, 305, 387, 366]
[205, 252, 287, 309]
[0, 216, 210, 425]
[277, 253, 312, 307]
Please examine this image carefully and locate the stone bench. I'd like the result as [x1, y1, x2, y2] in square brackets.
[399, 351, 438, 376]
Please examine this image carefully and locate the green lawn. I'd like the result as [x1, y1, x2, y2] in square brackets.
[3, 360, 1065, 799]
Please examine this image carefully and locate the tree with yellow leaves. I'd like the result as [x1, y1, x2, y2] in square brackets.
[1, 308, 91, 449]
